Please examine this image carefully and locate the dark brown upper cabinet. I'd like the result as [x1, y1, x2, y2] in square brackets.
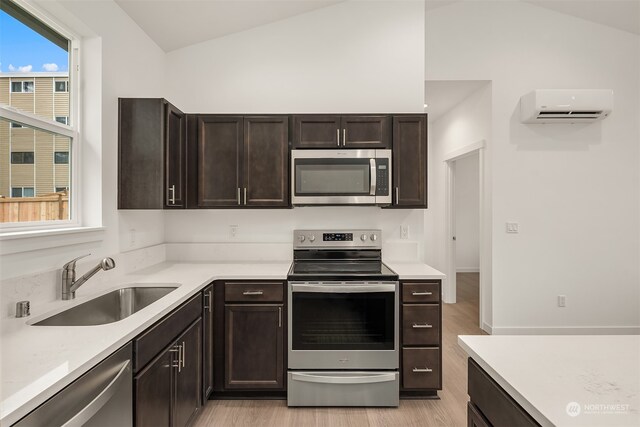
[193, 115, 289, 208]
[391, 115, 427, 208]
[118, 98, 186, 209]
[292, 115, 391, 149]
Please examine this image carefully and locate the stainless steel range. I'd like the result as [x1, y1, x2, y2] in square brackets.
[287, 229, 399, 407]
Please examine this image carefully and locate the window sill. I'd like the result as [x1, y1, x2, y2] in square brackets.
[0, 226, 105, 255]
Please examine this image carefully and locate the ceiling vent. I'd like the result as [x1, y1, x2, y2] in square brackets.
[520, 89, 613, 124]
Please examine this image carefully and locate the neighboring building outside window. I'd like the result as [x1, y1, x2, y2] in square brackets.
[0, 0, 77, 226]
[10, 152, 35, 164]
[11, 187, 35, 197]
[54, 151, 69, 164]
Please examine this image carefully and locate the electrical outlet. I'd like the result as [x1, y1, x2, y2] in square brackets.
[229, 224, 239, 238]
[557, 295, 566, 308]
[400, 225, 409, 240]
[506, 222, 519, 233]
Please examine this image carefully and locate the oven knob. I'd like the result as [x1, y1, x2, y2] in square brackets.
[298, 235, 306, 243]
[360, 234, 368, 242]
[309, 235, 316, 242]
[370, 234, 378, 241]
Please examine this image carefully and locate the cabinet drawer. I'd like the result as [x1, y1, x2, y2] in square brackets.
[402, 348, 441, 390]
[468, 358, 540, 427]
[224, 282, 284, 303]
[402, 282, 440, 303]
[133, 293, 202, 372]
[402, 304, 440, 346]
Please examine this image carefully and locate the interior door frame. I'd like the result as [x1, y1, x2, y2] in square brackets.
[444, 139, 487, 330]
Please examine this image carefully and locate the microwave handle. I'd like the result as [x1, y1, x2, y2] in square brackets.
[369, 158, 377, 196]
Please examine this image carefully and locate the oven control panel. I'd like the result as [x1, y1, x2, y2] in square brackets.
[294, 229, 381, 249]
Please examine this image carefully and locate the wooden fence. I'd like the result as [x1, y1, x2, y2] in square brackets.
[0, 192, 69, 223]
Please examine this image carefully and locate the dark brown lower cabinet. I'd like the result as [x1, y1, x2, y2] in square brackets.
[135, 349, 173, 427]
[202, 285, 214, 401]
[224, 304, 284, 389]
[174, 320, 202, 427]
[468, 402, 491, 427]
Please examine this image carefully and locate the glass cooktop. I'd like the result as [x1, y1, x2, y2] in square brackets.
[288, 260, 398, 281]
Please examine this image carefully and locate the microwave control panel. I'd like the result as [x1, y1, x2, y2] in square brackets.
[376, 159, 390, 196]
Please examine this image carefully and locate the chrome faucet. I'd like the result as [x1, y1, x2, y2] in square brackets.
[61, 254, 116, 300]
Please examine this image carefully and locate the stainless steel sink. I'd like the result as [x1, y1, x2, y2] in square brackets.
[33, 286, 178, 326]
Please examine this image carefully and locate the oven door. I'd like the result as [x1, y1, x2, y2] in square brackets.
[291, 150, 391, 205]
[288, 281, 398, 370]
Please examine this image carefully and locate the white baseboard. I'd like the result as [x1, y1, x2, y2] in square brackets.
[491, 326, 640, 335]
[456, 268, 480, 273]
[481, 322, 493, 335]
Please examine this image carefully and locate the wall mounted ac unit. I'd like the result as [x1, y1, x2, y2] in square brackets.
[520, 89, 613, 124]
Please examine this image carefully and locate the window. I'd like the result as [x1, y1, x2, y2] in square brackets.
[11, 151, 35, 164]
[54, 151, 69, 164]
[11, 187, 35, 198]
[10, 81, 34, 93]
[0, 0, 77, 228]
[54, 80, 68, 92]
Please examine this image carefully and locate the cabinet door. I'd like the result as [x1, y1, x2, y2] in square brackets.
[198, 116, 244, 207]
[165, 101, 186, 208]
[135, 347, 173, 427]
[341, 116, 391, 149]
[243, 117, 289, 207]
[292, 115, 341, 148]
[392, 115, 427, 208]
[202, 285, 214, 401]
[174, 319, 202, 427]
[225, 304, 284, 389]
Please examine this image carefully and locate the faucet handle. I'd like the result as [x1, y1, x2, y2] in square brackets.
[62, 253, 91, 270]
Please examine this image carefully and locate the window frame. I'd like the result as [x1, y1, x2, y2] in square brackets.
[54, 80, 68, 93]
[10, 151, 35, 164]
[55, 115, 69, 125]
[0, 0, 81, 233]
[54, 151, 69, 164]
[11, 186, 35, 198]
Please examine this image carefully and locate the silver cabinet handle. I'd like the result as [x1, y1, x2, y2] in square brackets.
[278, 306, 282, 328]
[395, 187, 399, 204]
[243, 188, 247, 205]
[342, 128, 346, 146]
[204, 291, 212, 313]
[336, 128, 340, 147]
[291, 283, 396, 293]
[412, 367, 433, 373]
[182, 341, 186, 369]
[412, 291, 433, 296]
[369, 158, 377, 196]
[61, 360, 131, 427]
[169, 344, 182, 372]
[412, 323, 433, 329]
[169, 185, 176, 204]
[291, 372, 396, 384]
[242, 290, 264, 295]
[237, 188, 241, 205]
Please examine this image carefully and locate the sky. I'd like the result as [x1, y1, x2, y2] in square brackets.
[0, 10, 68, 73]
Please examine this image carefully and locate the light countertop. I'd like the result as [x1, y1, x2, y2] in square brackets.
[458, 335, 640, 427]
[385, 261, 445, 280]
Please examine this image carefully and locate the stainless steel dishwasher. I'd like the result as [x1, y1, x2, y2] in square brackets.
[14, 343, 132, 427]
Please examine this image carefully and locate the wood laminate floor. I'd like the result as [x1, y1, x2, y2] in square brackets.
[195, 273, 485, 427]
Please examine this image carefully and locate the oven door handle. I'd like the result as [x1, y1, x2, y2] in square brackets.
[290, 283, 396, 293]
[290, 372, 397, 385]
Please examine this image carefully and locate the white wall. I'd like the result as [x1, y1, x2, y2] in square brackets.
[0, 0, 166, 280]
[163, 0, 427, 259]
[455, 152, 480, 272]
[426, 1, 640, 333]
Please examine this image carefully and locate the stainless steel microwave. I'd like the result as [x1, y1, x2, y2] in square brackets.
[291, 149, 392, 205]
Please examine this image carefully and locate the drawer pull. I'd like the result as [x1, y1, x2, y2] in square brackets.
[412, 291, 433, 296]
[412, 367, 433, 373]
[242, 290, 264, 296]
[412, 323, 433, 329]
